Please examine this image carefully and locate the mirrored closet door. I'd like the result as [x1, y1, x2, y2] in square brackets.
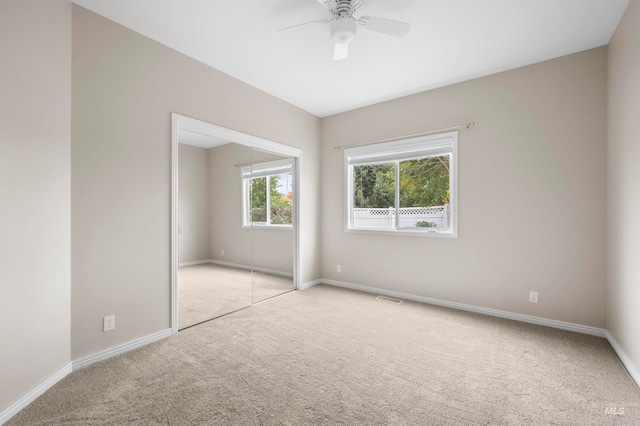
[176, 135, 296, 330]
[248, 148, 295, 303]
[177, 141, 253, 329]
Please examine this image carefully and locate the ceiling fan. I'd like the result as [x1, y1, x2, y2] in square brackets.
[278, 0, 410, 60]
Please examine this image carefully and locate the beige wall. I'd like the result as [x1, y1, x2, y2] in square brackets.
[208, 143, 252, 266]
[178, 143, 211, 263]
[71, 5, 320, 359]
[208, 144, 294, 273]
[320, 47, 608, 327]
[252, 229, 294, 274]
[607, 0, 640, 374]
[0, 0, 71, 413]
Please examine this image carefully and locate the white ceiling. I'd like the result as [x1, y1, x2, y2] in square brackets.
[72, 0, 628, 118]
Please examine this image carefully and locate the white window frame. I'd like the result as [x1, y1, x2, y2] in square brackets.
[344, 131, 458, 238]
[242, 158, 294, 229]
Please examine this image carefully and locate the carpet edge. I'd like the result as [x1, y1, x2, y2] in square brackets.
[319, 278, 607, 337]
[0, 363, 72, 425]
[71, 328, 173, 371]
[606, 331, 640, 390]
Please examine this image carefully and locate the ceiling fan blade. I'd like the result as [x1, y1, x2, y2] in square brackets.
[277, 18, 331, 33]
[351, 0, 367, 13]
[334, 42, 349, 60]
[316, 0, 337, 10]
[358, 15, 410, 37]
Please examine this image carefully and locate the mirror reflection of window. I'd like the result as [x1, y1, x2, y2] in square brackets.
[242, 159, 293, 228]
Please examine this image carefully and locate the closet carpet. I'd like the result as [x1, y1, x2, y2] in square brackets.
[8, 285, 640, 425]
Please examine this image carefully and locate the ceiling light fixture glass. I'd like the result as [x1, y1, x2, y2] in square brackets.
[331, 17, 357, 44]
[331, 17, 356, 60]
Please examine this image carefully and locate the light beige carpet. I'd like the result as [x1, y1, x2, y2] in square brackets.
[178, 264, 293, 329]
[251, 271, 294, 302]
[8, 285, 640, 425]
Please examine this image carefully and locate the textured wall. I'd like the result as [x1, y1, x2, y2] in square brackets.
[607, 0, 640, 376]
[0, 0, 71, 414]
[320, 48, 608, 327]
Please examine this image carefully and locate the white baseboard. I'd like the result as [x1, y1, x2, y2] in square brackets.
[208, 259, 248, 271]
[0, 362, 72, 425]
[180, 259, 293, 278]
[178, 259, 212, 267]
[208, 259, 293, 278]
[319, 279, 608, 338]
[320, 276, 640, 389]
[299, 279, 323, 290]
[605, 331, 640, 389]
[252, 266, 294, 278]
[1, 329, 173, 424]
[72, 328, 172, 371]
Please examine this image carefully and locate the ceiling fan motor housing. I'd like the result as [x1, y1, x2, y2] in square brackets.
[331, 17, 357, 44]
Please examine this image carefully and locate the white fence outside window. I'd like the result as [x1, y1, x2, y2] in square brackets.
[353, 205, 450, 230]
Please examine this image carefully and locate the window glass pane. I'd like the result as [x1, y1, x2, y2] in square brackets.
[250, 176, 267, 223]
[269, 173, 293, 225]
[352, 163, 396, 229]
[345, 131, 457, 236]
[399, 155, 451, 231]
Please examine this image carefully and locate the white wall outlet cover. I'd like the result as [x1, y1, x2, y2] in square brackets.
[103, 315, 115, 331]
[529, 291, 539, 303]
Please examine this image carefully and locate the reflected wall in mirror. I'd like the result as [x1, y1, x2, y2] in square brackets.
[178, 141, 253, 329]
[248, 149, 295, 303]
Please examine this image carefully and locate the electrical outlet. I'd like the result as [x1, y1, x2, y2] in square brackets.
[103, 315, 115, 332]
[221, 249, 225, 256]
[337, 264, 341, 273]
[529, 291, 539, 304]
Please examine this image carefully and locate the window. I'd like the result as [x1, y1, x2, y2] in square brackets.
[345, 131, 457, 237]
[242, 159, 293, 228]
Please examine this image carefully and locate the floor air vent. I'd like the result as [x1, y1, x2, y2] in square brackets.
[376, 295, 403, 304]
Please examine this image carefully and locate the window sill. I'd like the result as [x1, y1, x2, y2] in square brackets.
[242, 224, 293, 230]
[345, 228, 458, 238]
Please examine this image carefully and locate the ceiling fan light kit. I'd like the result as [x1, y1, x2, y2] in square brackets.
[278, 0, 410, 61]
[331, 17, 357, 44]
